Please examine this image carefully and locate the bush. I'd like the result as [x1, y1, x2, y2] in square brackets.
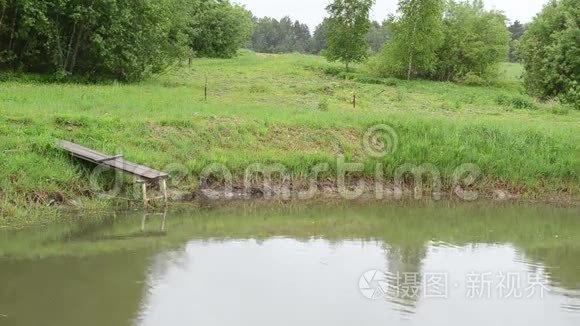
[323, 66, 345, 77]
[517, 0, 579, 108]
[510, 96, 537, 110]
[188, 0, 254, 58]
[456, 72, 489, 86]
[495, 94, 510, 106]
[435, 1, 509, 83]
[495, 95, 537, 110]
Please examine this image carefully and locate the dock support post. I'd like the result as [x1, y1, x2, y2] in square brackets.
[161, 206, 168, 232]
[141, 212, 147, 232]
[142, 182, 148, 209]
[160, 179, 168, 206]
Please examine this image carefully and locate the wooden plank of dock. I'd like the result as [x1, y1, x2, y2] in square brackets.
[56, 140, 169, 181]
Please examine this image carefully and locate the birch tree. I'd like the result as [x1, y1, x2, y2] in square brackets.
[324, 0, 374, 72]
[383, 0, 445, 80]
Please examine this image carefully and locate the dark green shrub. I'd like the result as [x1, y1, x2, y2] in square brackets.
[517, 0, 579, 107]
[188, 0, 254, 58]
[509, 96, 537, 110]
[496, 95, 537, 110]
[495, 94, 509, 106]
[323, 66, 344, 77]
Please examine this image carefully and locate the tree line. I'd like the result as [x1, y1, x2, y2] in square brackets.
[244, 16, 389, 55]
[0, 0, 253, 81]
[322, 0, 577, 107]
[0, 0, 389, 79]
[0, 0, 576, 106]
[0, 0, 529, 79]
[246, 12, 522, 63]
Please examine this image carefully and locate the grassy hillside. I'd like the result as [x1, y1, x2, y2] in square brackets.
[0, 51, 578, 222]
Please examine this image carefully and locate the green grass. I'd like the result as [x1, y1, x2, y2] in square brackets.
[498, 62, 524, 81]
[0, 51, 578, 221]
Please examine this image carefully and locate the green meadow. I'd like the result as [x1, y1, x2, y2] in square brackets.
[1, 51, 578, 222]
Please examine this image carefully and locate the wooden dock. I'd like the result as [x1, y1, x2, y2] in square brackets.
[56, 140, 169, 207]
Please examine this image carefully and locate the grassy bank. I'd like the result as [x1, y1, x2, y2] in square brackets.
[0, 51, 578, 222]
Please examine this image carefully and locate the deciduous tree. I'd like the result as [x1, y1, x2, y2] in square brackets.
[188, 0, 254, 58]
[375, 0, 509, 84]
[366, 21, 391, 53]
[384, 0, 445, 80]
[311, 19, 330, 55]
[508, 20, 526, 62]
[435, 0, 509, 83]
[324, 0, 374, 72]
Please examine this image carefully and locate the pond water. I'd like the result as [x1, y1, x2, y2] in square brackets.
[0, 201, 579, 326]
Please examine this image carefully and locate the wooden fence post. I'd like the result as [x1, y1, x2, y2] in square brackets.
[204, 75, 208, 101]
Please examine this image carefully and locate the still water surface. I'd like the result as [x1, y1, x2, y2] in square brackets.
[0, 201, 579, 326]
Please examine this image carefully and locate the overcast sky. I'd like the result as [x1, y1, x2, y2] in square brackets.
[235, 0, 549, 30]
